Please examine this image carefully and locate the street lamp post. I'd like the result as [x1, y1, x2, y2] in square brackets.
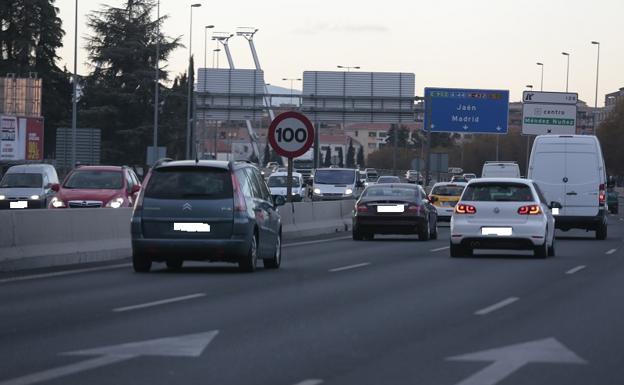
[337, 65, 360, 72]
[592, 41, 601, 132]
[201, 25, 214, 159]
[186, 3, 201, 159]
[282, 78, 302, 106]
[561, 52, 570, 92]
[71, 0, 78, 167]
[536, 62, 544, 91]
[152, 0, 161, 166]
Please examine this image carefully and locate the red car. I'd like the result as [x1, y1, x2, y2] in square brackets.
[49, 165, 141, 208]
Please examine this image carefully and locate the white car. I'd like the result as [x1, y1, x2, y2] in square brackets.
[267, 172, 306, 202]
[450, 178, 559, 258]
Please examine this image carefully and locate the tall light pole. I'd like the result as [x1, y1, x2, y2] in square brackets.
[71, 0, 78, 167]
[536, 62, 544, 91]
[337, 65, 360, 72]
[186, 3, 201, 159]
[282, 78, 302, 105]
[561, 52, 570, 92]
[592, 41, 601, 132]
[200, 25, 214, 159]
[152, 0, 161, 166]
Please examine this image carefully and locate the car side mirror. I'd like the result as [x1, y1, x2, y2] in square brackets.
[550, 201, 562, 209]
[51, 183, 60, 192]
[274, 195, 286, 207]
[44, 182, 53, 189]
[131, 184, 141, 194]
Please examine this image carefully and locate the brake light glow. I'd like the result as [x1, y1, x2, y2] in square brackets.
[455, 204, 476, 214]
[231, 174, 247, 212]
[517, 205, 541, 215]
[599, 183, 606, 205]
[406, 205, 421, 214]
[356, 204, 368, 213]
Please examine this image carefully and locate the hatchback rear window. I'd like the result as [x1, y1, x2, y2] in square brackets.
[145, 167, 232, 199]
[462, 183, 534, 202]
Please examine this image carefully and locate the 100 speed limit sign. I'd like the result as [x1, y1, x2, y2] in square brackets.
[268, 111, 315, 158]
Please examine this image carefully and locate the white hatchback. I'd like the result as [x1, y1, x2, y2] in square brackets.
[450, 178, 559, 258]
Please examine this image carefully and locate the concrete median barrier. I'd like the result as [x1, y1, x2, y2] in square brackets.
[0, 200, 355, 272]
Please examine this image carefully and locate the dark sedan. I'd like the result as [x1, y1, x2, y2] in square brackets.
[352, 183, 438, 241]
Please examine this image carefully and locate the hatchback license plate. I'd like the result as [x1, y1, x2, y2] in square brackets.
[481, 227, 512, 236]
[10, 201, 27, 209]
[173, 223, 211, 233]
[377, 205, 404, 213]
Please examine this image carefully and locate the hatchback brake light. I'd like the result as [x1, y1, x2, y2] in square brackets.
[455, 204, 476, 214]
[518, 205, 541, 215]
[231, 174, 247, 212]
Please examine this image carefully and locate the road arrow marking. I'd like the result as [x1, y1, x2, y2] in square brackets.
[0, 331, 219, 385]
[496, 126, 502, 131]
[462, 125, 469, 130]
[447, 337, 586, 385]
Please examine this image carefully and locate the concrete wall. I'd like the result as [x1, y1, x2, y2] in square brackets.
[0, 200, 354, 272]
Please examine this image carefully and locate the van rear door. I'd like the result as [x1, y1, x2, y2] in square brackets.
[530, 151, 567, 212]
[564, 146, 600, 216]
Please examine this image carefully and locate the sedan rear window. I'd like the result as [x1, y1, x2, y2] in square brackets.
[362, 186, 419, 199]
[145, 167, 232, 199]
[462, 183, 534, 202]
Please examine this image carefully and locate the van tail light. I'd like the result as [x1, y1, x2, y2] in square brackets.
[231, 174, 247, 212]
[518, 205, 541, 215]
[356, 204, 369, 213]
[455, 204, 476, 214]
[599, 183, 606, 205]
[406, 204, 421, 214]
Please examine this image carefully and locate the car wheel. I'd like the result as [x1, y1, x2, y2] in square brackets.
[596, 223, 607, 240]
[132, 252, 152, 273]
[239, 233, 258, 273]
[548, 237, 556, 257]
[430, 221, 438, 240]
[352, 226, 363, 241]
[166, 259, 183, 270]
[534, 241, 548, 258]
[450, 243, 465, 257]
[418, 222, 430, 241]
[263, 232, 281, 269]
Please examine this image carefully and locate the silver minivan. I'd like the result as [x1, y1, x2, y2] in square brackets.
[0, 164, 59, 209]
[528, 135, 608, 239]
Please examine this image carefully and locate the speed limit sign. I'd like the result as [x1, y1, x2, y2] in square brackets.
[268, 111, 314, 158]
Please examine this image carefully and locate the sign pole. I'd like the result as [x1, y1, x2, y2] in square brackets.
[286, 158, 294, 203]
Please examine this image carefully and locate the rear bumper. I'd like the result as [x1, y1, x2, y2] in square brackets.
[132, 237, 250, 262]
[456, 237, 538, 250]
[451, 220, 546, 247]
[555, 210, 607, 230]
[354, 215, 427, 234]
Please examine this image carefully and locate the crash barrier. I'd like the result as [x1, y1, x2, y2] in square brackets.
[0, 200, 355, 272]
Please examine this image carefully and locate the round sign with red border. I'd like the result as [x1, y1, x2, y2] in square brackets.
[267, 111, 315, 158]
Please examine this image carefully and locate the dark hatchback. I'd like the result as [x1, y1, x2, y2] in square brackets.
[352, 183, 438, 241]
[131, 160, 282, 273]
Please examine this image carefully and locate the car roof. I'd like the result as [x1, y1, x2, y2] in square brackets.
[315, 168, 356, 172]
[366, 183, 417, 188]
[269, 171, 303, 178]
[154, 160, 232, 170]
[432, 182, 467, 187]
[466, 177, 531, 185]
[72, 165, 125, 172]
[6, 163, 54, 173]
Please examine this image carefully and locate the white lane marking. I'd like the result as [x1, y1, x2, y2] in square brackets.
[292, 380, 323, 385]
[329, 262, 371, 273]
[284, 236, 351, 248]
[474, 297, 519, 316]
[606, 248, 617, 255]
[113, 293, 206, 313]
[0, 263, 131, 285]
[565, 265, 586, 275]
[430, 246, 450, 252]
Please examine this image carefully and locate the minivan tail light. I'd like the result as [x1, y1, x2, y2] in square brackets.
[518, 205, 541, 215]
[599, 183, 606, 205]
[231, 174, 247, 212]
[455, 204, 476, 214]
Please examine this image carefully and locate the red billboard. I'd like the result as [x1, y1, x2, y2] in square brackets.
[0, 115, 44, 161]
[26, 117, 44, 161]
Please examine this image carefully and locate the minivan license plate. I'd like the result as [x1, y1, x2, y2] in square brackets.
[10, 201, 27, 209]
[481, 227, 512, 236]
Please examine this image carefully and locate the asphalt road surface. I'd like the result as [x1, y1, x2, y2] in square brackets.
[2, 216, 624, 385]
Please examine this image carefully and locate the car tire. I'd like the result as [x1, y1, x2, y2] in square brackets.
[133, 252, 152, 273]
[548, 237, 556, 257]
[239, 233, 258, 273]
[596, 223, 607, 240]
[450, 243, 465, 257]
[352, 227, 364, 241]
[263, 232, 281, 269]
[430, 221, 438, 240]
[166, 259, 183, 270]
[418, 222, 430, 241]
[363, 232, 375, 241]
[534, 241, 548, 258]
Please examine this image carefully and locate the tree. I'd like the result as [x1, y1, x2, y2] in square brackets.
[0, 0, 72, 158]
[598, 98, 624, 177]
[385, 124, 410, 147]
[323, 147, 332, 167]
[346, 138, 355, 168]
[337, 147, 344, 168]
[356, 145, 365, 168]
[263, 141, 270, 166]
[80, 0, 181, 164]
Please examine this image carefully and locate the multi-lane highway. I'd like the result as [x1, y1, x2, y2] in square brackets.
[2, 216, 624, 385]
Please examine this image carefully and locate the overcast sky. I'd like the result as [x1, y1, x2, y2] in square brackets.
[56, 0, 624, 106]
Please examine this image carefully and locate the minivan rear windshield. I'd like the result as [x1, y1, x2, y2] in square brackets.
[462, 183, 534, 202]
[314, 170, 355, 185]
[145, 167, 232, 199]
[0, 173, 43, 188]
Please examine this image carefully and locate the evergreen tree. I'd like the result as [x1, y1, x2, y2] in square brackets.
[0, 0, 71, 158]
[337, 147, 344, 168]
[323, 147, 332, 167]
[263, 141, 270, 166]
[346, 138, 355, 168]
[80, 0, 181, 164]
[385, 124, 410, 147]
[356, 145, 365, 168]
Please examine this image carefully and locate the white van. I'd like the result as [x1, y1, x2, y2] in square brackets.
[267, 171, 306, 202]
[528, 135, 608, 239]
[481, 161, 521, 178]
[312, 168, 362, 201]
[0, 164, 59, 209]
